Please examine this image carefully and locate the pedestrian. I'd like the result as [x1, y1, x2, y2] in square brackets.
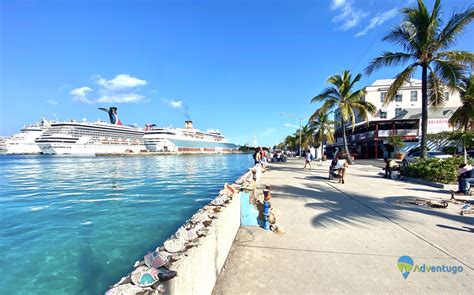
[383, 158, 400, 178]
[453, 164, 474, 196]
[303, 149, 312, 169]
[260, 148, 267, 171]
[334, 154, 348, 184]
[253, 147, 262, 165]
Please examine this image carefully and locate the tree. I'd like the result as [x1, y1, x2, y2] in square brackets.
[298, 124, 316, 150]
[309, 112, 335, 147]
[449, 74, 474, 162]
[366, 0, 474, 158]
[311, 70, 376, 163]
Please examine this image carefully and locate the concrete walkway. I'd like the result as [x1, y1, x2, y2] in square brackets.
[213, 159, 473, 294]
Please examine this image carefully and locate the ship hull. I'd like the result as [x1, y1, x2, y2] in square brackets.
[38, 143, 145, 155]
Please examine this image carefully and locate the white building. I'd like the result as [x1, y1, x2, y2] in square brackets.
[364, 78, 461, 121]
[331, 79, 464, 158]
[335, 78, 462, 126]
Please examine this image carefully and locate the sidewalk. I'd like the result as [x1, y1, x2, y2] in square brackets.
[213, 159, 473, 294]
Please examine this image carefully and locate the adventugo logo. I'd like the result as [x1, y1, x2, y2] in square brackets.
[397, 255, 463, 279]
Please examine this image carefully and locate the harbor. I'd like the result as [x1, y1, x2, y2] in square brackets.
[0, 154, 252, 294]
[1, 0, 473, 294]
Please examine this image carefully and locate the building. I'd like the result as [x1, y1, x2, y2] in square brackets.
[332, 79, 463, 159]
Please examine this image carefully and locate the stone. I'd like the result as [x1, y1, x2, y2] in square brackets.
[111, 275, 132, 288]
[164, 238, 185, 253]
[105, 283, 144, 295]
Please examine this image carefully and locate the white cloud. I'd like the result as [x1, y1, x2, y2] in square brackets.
[70, 86, 93, 104]
[331, 0, 369, 31]
[96, 74, 147, 90]
[161, 98, 183, 109]
[356, 8, 398, 37]
[284, 123, 299, 129]
[97, 93, 144, 103]
[47, 99, 58, 105]
[170, 100, 182, 108]
[71, 74, 147, 104]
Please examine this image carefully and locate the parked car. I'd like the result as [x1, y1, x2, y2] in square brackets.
[405, 151, 453, 161]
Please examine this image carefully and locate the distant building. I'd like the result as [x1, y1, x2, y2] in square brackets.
[331, 79, 463, 159]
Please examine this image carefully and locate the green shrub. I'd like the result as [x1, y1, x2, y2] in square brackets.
[402, 157, 473, 184]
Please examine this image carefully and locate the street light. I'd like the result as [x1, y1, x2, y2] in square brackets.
[280, 112, 304, 157]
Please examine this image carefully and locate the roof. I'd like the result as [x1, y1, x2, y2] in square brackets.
[370, 78, 421, 87]
[392, 107, 459, 120]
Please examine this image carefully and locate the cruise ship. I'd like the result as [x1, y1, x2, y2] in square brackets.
[144, 121, 238, 153]
[35, 107, 145, 155]
[5, 119, 51, 154]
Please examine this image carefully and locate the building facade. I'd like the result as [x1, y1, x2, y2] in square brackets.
[332, 79, 463, 159]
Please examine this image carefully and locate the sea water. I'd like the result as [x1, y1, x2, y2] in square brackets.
[0, 154, 252, 294]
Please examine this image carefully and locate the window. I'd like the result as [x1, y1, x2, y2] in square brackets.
[380, 111, 387, 119]
[411, 91, 417, 102]
[380, 92, 386, 103]
[395, 108, 403, 117]
[444, 92, 449, 101]
[395, 93, 402, 102]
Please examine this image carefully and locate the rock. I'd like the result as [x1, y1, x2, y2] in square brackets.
[134, 260, 145, 268]
[164, 238, 185, 253]
[111, 275, 132, 288]
[105, 283, 144, 295]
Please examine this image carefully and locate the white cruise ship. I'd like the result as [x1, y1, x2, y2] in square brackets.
[5, 119, 51, 154]
[144, 121, 238, 153]
[35, 107, 145, 155]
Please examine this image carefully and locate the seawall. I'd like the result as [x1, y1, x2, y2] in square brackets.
[106, 166, 258, 295]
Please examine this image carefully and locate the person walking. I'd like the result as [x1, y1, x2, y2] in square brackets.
[303, 149, 312, 170]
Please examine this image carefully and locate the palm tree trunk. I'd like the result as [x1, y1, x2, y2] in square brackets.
[420, 65, 428, 159]
[341, 118, 352, 164]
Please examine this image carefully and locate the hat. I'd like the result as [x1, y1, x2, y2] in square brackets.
[131, 266, 159, 287]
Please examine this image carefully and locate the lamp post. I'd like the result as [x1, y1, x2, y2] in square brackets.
[280, 112, 304, 157]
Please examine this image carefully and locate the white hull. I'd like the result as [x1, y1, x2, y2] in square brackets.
[39, 143, 145, 155]
[6, 143, 42, 154]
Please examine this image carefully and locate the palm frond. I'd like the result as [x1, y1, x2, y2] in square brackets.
[438, 51, 474, 66]
[436, 5, 474, 50]
[427, 70, 445, 108]
[385, 64, 417, 103]
[311, 87, 340, 103]
[382, 24, 418, 53]
[433, 59, 467, 89]
[365, 52, 414, 75]
[308, 100, 334, 122]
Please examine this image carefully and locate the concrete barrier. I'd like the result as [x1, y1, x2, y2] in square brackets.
[163, 193, 241, 295]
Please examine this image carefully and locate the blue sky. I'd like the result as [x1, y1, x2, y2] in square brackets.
[1, 0, 473, 146]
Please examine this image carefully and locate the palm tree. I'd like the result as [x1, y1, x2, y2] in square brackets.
[309, 112, 335, 147]
[311, 70, 376, 163]
[366, 0, 474, 158]
[449, 74, 474, 162]
[298, 124, 316, 150]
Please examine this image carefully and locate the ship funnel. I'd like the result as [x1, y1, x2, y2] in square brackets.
[184, 120, 193, 129]
[98, 107, 123, 125]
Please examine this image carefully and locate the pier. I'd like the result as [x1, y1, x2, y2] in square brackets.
[214, 159, 473, 294]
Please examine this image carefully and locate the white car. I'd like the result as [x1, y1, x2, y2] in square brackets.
[405, 151, 453, 161]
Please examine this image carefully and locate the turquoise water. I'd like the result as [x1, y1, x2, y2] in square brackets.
[0, 154, 252, 294]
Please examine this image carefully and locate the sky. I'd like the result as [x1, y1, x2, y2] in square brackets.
[1, 0, 473, 147]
